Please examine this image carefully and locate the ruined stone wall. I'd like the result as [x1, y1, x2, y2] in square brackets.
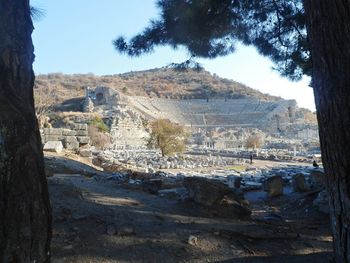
[41, 124, 90, 151]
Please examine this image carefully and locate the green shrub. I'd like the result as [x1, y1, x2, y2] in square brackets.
[88, 117, 109, 133]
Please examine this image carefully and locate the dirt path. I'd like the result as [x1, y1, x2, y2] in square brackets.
[49, 172, 332, 263]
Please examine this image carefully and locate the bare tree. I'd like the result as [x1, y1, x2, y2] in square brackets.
[34, 84, 56, 128]
[245, 133, 265, 149]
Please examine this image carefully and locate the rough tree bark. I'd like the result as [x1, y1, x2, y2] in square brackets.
[0, 0, 51, 262]
[304, 1, 350, 262]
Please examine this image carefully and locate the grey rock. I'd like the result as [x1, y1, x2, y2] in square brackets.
[43, 128, 62, 135]
[77, 136, 90, 144]
[45, 135, 64, 141]
[79, 148, 92, 158]
[184, 177, 250, 219]
[264, 175, 283, 197]
[184, 177, 242, 206]
[43, 141, 63, 153]
[64, 136, 78, 143]
[292, 173, 309, 192]
[64, 141, 80, 150]
[74, 123, 88, 130]
[62, 129, 77, 136]
[76, 130, 88, 136]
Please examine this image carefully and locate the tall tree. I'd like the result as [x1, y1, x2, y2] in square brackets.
[148, 119, 186, 156]
[0, 1, 51, 261]
[303, 1, 350, 261]
[115, 1, 350, 261]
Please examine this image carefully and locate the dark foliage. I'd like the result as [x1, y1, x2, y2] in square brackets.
[114, 0, 309, 80]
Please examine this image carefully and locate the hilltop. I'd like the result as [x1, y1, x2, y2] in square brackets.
[35, 68, 281, 108]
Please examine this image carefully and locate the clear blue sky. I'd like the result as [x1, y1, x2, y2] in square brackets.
[31, 0, 315, 111]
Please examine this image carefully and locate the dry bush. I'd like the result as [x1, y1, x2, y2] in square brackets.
[88, 125, 111, 150]
[304, 111, 318, 124]
[245, 133, 265, 149]
[34, 84, 57, 128]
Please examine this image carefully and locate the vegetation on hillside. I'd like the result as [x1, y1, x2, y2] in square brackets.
[34, 68, 281, 109]
[88, 116, 111, 149]
[88, 116, 110, 133]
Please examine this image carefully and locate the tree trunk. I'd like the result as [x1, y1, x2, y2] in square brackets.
[304, 1, 350, 262]
[0, 1, 51, 262]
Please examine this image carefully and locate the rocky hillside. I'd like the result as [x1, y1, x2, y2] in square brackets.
[35, 68, 281, 109]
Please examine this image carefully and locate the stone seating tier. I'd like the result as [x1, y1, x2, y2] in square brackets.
[128, 97, 287, 128]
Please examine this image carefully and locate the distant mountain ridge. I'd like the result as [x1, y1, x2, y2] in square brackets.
[35, 68, 282, 106]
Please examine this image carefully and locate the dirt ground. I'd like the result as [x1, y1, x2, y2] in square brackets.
[47, 154, 333, 263]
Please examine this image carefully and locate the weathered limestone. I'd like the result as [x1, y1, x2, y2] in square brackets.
[79, 148, 92, 158]
[41, 124, 90, 151]
[62, 129, 77, 136]
[45, 135, 64, 141]
[83, 96, 94, 112]
[77, 136, 90, 144]
[64, 136, 79, 150]
[292, 173, 309, 192]
[128, 96, 298, 131]
[264, 176, 283, 197]
[43, 128, 62, 135]
[76, 130, 88, 136]
[184, 177, 251, 219]
[43, 141, 63, 153]
[74, 123, 88, 130]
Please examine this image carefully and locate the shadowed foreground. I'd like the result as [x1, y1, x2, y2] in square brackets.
[48, 165, 332, 262]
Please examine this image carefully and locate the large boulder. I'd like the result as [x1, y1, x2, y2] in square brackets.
[213, 196, 251, 219]
[184, 177, 251, 219]
[184, 177, 242, 206]
[309, 169, 326, 189]
[264, 175, 283, 197]
[292, 173, 309, 192]
[43, 141, 63, 153]
[64, 141, 79, 151]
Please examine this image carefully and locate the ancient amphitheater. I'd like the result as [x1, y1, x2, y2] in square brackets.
[80, 86, 315, 149]
[128, 96, 296, 131]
